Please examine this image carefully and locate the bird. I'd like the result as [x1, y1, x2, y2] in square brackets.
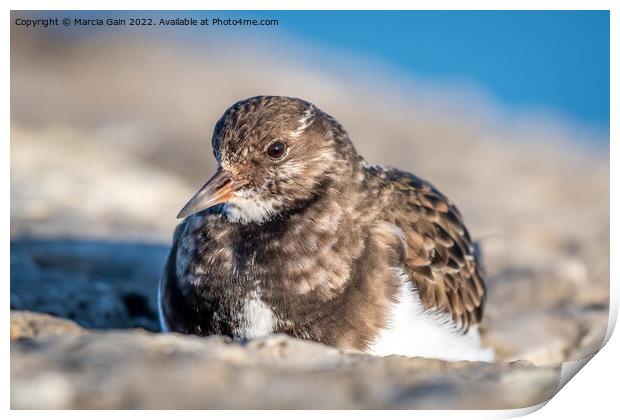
[158, 95, 494, 362]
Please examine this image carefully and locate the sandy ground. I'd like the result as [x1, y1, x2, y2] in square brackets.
[10, 29, 609, 409]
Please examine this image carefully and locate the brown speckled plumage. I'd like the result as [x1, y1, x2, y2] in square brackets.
[160, 96, 486, 353]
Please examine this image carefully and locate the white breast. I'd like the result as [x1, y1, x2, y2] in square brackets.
[367, 268, 495, 362]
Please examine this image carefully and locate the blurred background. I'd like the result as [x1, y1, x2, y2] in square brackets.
[11, 10, 609, 371]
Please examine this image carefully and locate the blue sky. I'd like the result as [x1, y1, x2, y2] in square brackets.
[239, 11, 610, 131]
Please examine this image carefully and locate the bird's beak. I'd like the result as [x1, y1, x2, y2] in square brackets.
[177, 167, 237, 219]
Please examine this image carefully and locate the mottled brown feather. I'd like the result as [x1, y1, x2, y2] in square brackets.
[381, 170, 486, 332]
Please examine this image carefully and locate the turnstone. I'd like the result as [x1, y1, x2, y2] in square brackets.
[159, 96, 494, 362]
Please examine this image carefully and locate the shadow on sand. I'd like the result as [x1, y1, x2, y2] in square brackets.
[10, 238, 170, 332]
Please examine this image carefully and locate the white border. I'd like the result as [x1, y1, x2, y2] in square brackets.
[4, 1, 617, 419]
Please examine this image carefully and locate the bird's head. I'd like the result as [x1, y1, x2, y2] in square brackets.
[177, 96, 358, 223]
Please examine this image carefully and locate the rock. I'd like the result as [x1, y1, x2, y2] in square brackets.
[484, 310, 580, 365]
[12, 372, 77, 410]
[10, 311, 560, 410]
[10, 123, 192, 242]
[11, 311, 83, 340]
[567, 310, 609, 361]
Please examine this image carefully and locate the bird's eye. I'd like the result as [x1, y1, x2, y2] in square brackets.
[266, 139, 288, 160]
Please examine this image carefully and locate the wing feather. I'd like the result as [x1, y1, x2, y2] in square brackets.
[382, 170, 487, 332]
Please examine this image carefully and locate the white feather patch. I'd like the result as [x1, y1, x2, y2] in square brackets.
[240, 292, 275, 339]
[224, 191, 279, 224]
[367, 268, 495, 362]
